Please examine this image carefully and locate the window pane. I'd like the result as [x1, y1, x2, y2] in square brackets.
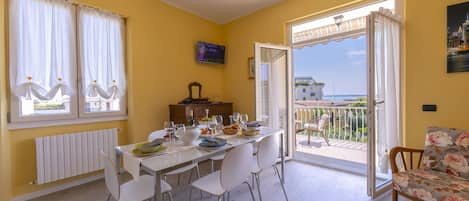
[79, 7, 126, 115]
[20, 90, 70, 116]
[85, 96, 120, 113]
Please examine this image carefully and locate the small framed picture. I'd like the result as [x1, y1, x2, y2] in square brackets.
[248, 57, 255, 79]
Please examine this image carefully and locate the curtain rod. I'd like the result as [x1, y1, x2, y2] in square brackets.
[370, 11, 402, 25]
[66, 0, 128, 19]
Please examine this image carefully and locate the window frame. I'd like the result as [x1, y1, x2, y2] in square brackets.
[7, 2, 128, 129]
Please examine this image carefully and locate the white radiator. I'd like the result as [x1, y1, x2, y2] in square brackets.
[35, 128, 118, 184]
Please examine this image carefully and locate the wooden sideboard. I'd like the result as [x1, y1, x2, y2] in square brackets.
[169, 102, 233, 125]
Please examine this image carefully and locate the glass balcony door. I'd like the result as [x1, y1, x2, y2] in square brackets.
[255, 43, 293, 158]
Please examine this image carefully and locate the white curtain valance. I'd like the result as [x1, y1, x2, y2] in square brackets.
[293, 16, 366, 47]
[78, 6, 126, 99]
[9, 0, 76, 100]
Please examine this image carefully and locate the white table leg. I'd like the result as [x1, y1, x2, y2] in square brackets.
[154, 172, 163, 201]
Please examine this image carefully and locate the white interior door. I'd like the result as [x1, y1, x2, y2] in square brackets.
[254, 43, 293, 158]
[366, 11, 402, 198]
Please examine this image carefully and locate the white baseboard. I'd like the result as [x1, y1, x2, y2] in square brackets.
[11, 174, 104, 201]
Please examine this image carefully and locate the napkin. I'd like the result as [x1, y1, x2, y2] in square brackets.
[123, 151, 142, 181]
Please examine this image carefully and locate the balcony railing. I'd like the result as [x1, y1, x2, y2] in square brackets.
[295, 105, 368, 143]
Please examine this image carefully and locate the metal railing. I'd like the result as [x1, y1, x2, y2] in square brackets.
[295, 105, 368, 143]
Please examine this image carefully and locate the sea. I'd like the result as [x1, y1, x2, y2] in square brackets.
[323, 95, 367, 101]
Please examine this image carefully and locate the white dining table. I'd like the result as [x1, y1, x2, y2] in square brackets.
[115, 127, 285, 201]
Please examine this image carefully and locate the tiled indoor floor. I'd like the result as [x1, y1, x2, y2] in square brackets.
[29, 161, 400, 201]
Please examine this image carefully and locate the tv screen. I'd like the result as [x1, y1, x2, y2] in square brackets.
[197, 41, 225, 64]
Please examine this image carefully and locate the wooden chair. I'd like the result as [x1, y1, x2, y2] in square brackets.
[389, 146, 424, 201]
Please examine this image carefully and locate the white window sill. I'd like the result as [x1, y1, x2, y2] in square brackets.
[7, 116, 128, 130]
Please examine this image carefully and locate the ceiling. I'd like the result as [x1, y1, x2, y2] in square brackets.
[160, 0, 284, 24]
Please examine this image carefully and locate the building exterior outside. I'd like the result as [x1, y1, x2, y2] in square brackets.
[295, 76, 325, 101]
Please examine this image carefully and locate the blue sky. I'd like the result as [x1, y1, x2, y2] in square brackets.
[293, 36, 367, 96]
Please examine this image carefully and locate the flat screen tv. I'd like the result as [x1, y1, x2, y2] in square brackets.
[197, 41, 225, 64]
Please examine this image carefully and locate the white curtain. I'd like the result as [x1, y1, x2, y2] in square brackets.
[256, 47, 288, 129]
[78, 7, 126, 99]
[372, 9, 401, 173]
[9, 0, 76, 100]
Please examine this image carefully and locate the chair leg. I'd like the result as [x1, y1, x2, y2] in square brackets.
[106, 194, 112, 201]
[274, 166, 289, 201]
[168, 192, 174, 201]
[392, 190, 398, 201]
[251, 174, 256, 189]
[322, 130, 330, 146]
[188, 168, 194, 184]
[255, 173, 263, 201]
[189, 186, 194, 201]
[307, 129, 311, 144]
[227, 191, 231, 201]
[211, 160, 215, 172]
[196, 165, 203, 199]
[218, 194, 224, 201]
[244, 181, 256, 201]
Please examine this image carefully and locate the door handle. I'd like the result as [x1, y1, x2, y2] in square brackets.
[374, 100, 384, 105]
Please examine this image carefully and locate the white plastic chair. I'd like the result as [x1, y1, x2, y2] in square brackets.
[101, 151, 173, 201]
[251, 135, 288, 201]
[209, 154, 225, 172]
[304, 114, 330, 146]
[210, 144, 258, 172]
[190, 143, 256, 201]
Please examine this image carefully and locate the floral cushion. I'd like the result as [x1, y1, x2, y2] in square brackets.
[393, 169, 469, 201]
[422, 127, 469, 179]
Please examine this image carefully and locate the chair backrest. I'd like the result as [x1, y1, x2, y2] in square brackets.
[220, 143, 253, 191]
[148, 130, 167, 141]
[422, 127, 469, 179]
[101, 150, 120, 200]
[256, 134, 279, 170]
[318, 114, 329, 130]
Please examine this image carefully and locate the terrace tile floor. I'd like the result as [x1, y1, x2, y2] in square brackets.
[295, 134, 367, 164]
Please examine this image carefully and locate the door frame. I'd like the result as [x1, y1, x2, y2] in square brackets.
[254, 42, 294, 160]
[366, 12, 403, 198]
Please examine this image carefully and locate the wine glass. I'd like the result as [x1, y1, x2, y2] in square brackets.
[232, 112, 240, 124]
[215, 115, 224, 132]
[175, 124, 185, 139]
[164, 121, 175, 132]
[240, 114, 249, 128]
[229, 115, 234, 125]
[163, 121, 175, 142]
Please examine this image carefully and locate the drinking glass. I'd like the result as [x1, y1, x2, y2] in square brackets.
[164, 121, 175, 132]
[163, 121, 175, 142]
[215, 115, 224, 132]
[240, 114, 249, 128]
[215, 115, 223, 126]
[229, 115, 234, 125]
[175, 124, 185, 140]
[232, 112, 240, 124]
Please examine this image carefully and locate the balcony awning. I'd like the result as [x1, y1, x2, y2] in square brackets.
[293, 16, 366, 48]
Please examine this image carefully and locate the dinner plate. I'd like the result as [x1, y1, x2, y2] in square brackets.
[199, 137, 227, 148]
[132, 145, 166, 157]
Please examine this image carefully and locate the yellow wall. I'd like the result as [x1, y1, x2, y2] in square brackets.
[221, 0, 367, 118]
[1, 0, 225, 199]
[4, 0, 469, 199]
[404, 0, 469, 148]
[223, 0, 469, 148]
[0, 0, 12, 200]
